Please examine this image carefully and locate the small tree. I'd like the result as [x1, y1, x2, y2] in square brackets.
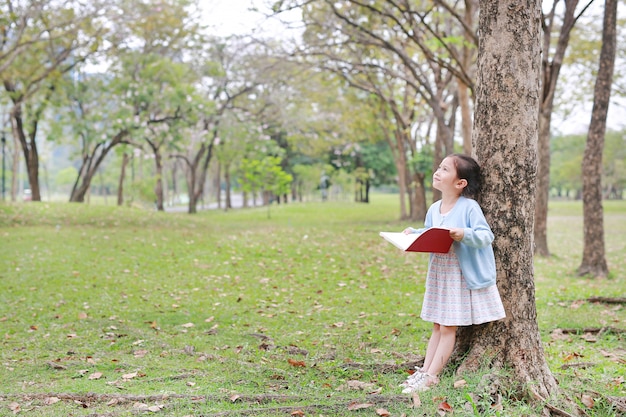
[240, 156, 292, 219]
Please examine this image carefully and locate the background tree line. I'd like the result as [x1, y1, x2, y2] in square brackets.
[0, 0, 624, 252]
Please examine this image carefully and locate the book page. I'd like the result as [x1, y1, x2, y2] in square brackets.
[379, 232, 418, 251]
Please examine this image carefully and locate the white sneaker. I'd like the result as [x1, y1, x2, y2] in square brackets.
[401, 373, 438, 394]
[399, 370, 425, 387]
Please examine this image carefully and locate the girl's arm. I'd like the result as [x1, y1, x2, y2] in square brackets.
[460, 205, 494, 248]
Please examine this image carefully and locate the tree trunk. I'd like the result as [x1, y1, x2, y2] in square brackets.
[578, 0, 615, 278]
[534, 0, 582, 257]
[70, 131, 128, 202]
[11, 104, 42, 201]
[458, 0, 478, 155]
[456, 1, 566, 413]
[117, 152, 129, 206]
[224, 163, 232, 210]
[409, 171, 427, 222]
[154, 150, 164, 211]
[216, 162, 222, 210]
[11, 132, 18, 202]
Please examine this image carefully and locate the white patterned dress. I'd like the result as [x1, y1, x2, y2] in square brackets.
[420, 212, 506, 326]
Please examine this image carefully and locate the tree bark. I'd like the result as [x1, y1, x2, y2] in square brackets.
[456, 0, 565, 412]
[154, 150, 164, 211]
[117, 153, 129, 206]
[578, 0, 615, 278]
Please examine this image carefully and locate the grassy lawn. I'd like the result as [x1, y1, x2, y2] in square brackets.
[0, 196, 624, 416]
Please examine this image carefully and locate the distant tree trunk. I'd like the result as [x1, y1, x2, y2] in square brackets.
[578, 0, 615, 278]
[224, 163, 232, 210]
[171, 159, 179, 206]
[457, 0, 478, 155]
[534, 0, 585, 257]
[117, 152, 129, 206]
[455, 1, 568, 413]
[409, 171, 427, 222]
[11, 103, 42, 201]
[379, 104, 409, 220]
[11, 133, 18, 202]
[70, 131, 129, 202]
[154, 150, 164, 211]
[216, 162, 222, 210]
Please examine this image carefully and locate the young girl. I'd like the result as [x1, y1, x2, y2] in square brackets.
[400, 154, 505, 393]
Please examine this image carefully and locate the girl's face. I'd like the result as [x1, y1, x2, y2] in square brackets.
[433, 157, 464, 194]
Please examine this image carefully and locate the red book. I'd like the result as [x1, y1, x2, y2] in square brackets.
[379, 228, 454, 253]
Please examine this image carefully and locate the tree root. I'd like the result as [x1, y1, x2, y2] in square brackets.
[529, 387, 587, 417]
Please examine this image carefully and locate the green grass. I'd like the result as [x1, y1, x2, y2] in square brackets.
[0, 196, 624, 416]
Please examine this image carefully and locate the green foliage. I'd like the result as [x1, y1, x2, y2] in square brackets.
[550, 130, 626, 198]
[239, 156, 293, 198]
[0, 198, 623, 416]
[54, 167, 78, 189]
[550, 133, 585, 197]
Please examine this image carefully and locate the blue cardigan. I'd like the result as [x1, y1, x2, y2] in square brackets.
[410, 196, 496, 290]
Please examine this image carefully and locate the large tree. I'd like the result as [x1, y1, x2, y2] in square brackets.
[534, 0, 595, 256]
[458, 0, 572, 414]
[1, 0, 107, 201]
[578, 0, 616, 278]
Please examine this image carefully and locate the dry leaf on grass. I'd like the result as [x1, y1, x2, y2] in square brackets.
[9, 402, 20, 413]
[347, 401, 374, 411]
[581, 394, 595, 408]
[438, 401, 453, 412]
[336, 380, 377, 391]
[43, 397, 61, 405]
[287, 358, 306, 367]
[453, 379, 467, 388]
[411, 392, 421, 408]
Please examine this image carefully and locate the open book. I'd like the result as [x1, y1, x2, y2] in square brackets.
[379, 227, 453, 253]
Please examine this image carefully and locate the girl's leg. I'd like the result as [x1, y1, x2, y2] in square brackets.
[424, 324, 457, 377]
[421, 323, 441, 372]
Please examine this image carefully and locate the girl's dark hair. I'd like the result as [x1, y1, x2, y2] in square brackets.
[450, 153, 482, 197]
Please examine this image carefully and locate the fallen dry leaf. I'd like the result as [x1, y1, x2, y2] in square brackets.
[347, 401, 374, 411]
[134, 349, 148, 358]
[44, 396, 61, 405]
[453, 379, 467, 388]
[412, 392, 422, 408]
[122, 372, 138, 380]
[438, 401, 453, 412]
[89, 372, 103, 380]
[230, 394, 241, 402]
[290, 411, 305, 416]
[9, 402, 20, 413]
[581, 394, 595, 408]
[376, 408, 391, 416]
[287, 358, 306, 367]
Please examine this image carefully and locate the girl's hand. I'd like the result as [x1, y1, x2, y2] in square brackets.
[403, 227, 417, 234]
[449, 228, 464, 241]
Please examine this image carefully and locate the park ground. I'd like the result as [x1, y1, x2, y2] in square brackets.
[0, 195, 624, 416]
